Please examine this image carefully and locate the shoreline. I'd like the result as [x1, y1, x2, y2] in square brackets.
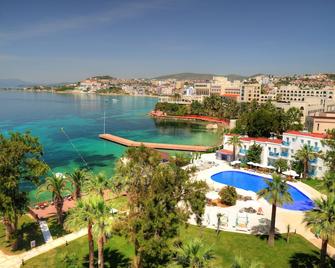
[149, 110, 230, 126]
[0, 88, 159, 98]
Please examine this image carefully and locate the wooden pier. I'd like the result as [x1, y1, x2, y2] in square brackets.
[99, 133, 212, 152]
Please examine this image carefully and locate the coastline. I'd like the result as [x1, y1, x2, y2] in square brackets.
[0, 88, 159, 98]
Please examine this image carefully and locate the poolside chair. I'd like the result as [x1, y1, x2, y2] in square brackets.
[235, 213, 250, 232]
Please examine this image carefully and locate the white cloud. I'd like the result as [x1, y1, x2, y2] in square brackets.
[0, 0, 169, 42]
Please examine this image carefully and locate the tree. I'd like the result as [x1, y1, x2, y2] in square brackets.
[84, 172, 111, 198]
[285, 107, 303, 131]
[274, 158, 288, 173]
[231, 255, 264, 268]
[38, 174, 71, 226]
[227, 136, 242, 161]
[67, 168, 87, 200]
[0, 132, 48, 242]
[322, 172, 335, 193]
[257, 174, 293, 246]
[90, 196, 115, 268]
[219, 186, 237, 206]
[321, 129, 335, 171]
[246, 143, 262, 163]
[294, 145, 316, 179]
[303, 195, 335, 268]
[65, 195, 116, 268]
[175, 239, 215, 268]
[114, 146, 207, 268]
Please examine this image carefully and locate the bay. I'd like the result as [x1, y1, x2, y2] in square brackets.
[0, 90, 221, 202]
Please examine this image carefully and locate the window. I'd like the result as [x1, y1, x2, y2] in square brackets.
[301, 139, 304, 144]
[307, 140, 311, 145]
[317, 123, 320, 131]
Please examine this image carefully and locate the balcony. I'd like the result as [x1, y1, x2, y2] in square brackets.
[309, 158, 317, 164]
[308, 170, 316, 177]
[281, 151, 289, 157]
[282, 141, 290, 146]
[239, 149, 247, 155]
[269, 151, 279, 157]
[313, 146, 320, 152]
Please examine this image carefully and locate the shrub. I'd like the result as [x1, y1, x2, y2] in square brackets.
[219, 186, 237, 206]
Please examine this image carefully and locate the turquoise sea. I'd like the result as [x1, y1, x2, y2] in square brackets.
[0, 90, 221, 203]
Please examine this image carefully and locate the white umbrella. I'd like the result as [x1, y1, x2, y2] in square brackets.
[282, 170, 299, 177]
[253, 163, 261, 167]
[247, 161, 255, 166]
[205, 191, 220, 200]
[231, 160, 241, 165]
[267, 165, 276, 170]
[55, 172, 65, 178]
[110, 208, 118, 215]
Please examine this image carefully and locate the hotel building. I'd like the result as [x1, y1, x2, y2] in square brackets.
[222, 131, 328, 178]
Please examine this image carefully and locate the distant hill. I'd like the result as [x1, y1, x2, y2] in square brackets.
[0, 79, 35, 88]
[153, 73, 247, 81]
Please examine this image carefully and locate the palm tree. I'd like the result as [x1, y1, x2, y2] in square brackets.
[227, 136, 242, 161]
[91, 196, 115, 268]
[175, 239, 215, 268]
[294, 144, 316, 179]
[67, 168, 87, 200]
[65, 197, 96, 268]
[84, 172, 111, 198]
[65, 195, 115, 268]
[38, 174, 71, 225]
[257, 173, 293, 246]
[322, 172, 335, 193]
[303, 195, 335, 268]
[231, 255, 264, 268]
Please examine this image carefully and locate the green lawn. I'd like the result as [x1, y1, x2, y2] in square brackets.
[303, 178, 327, 194]
[23, 225, 334, 268]
[0, 215, 44, 255]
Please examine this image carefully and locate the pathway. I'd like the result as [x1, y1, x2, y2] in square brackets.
[39, 221, 53, 243]
[0, 229, 87, 268]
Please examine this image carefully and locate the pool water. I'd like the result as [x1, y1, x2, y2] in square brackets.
[211, 170, 314, 211]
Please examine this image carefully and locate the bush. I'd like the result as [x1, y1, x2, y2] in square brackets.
[219, 186, 237, 206]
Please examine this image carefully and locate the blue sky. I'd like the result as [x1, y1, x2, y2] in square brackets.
[0, 0, 334, 82]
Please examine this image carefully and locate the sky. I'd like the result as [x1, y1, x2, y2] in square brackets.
[0, 0, 334, 83]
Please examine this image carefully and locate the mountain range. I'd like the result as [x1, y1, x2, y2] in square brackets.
[153, 73, 248, 81]
[0, 79, 35, 88]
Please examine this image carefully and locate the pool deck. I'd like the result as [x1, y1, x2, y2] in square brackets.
[190, 153, 335, 259]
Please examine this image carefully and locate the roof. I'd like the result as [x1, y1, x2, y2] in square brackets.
[217, 149, 234, 155]
[284, 131, 327, 139]
[240, 137, 283, 144]
[221, 93, 240, 98]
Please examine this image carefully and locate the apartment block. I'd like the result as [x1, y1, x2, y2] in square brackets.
[223, 131, 328, 178]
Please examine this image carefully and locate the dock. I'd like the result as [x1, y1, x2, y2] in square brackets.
[99, 133, 212, 152]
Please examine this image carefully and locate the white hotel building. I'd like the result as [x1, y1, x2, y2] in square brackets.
[222, 131, 328, 178]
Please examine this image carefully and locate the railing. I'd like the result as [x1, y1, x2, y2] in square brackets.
[309, 158, 317, 164]
[281, 151, 289, 157]
[239, 148, 247, 154]
[313, 146, 320, 152]
[269, 152, 279, 157]
[282, 141, 290, 146]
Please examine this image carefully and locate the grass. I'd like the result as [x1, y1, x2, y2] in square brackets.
[23, 225, 334, 268]
[303, 178, 327, 194]
[0, 215, 44, 255]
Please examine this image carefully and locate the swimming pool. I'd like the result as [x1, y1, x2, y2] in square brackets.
[211, 170, 314, 211]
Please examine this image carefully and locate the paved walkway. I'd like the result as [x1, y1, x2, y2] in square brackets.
[0, 228, 87, 268]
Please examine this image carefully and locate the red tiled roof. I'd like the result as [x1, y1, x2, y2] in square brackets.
[240, 137, 283, 144]
[284, 131, 327, 139]
[221, 93, 240, 97]
[217, 149, 234, 155]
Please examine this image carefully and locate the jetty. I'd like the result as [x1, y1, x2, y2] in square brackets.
[99, 133, 212, 152]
